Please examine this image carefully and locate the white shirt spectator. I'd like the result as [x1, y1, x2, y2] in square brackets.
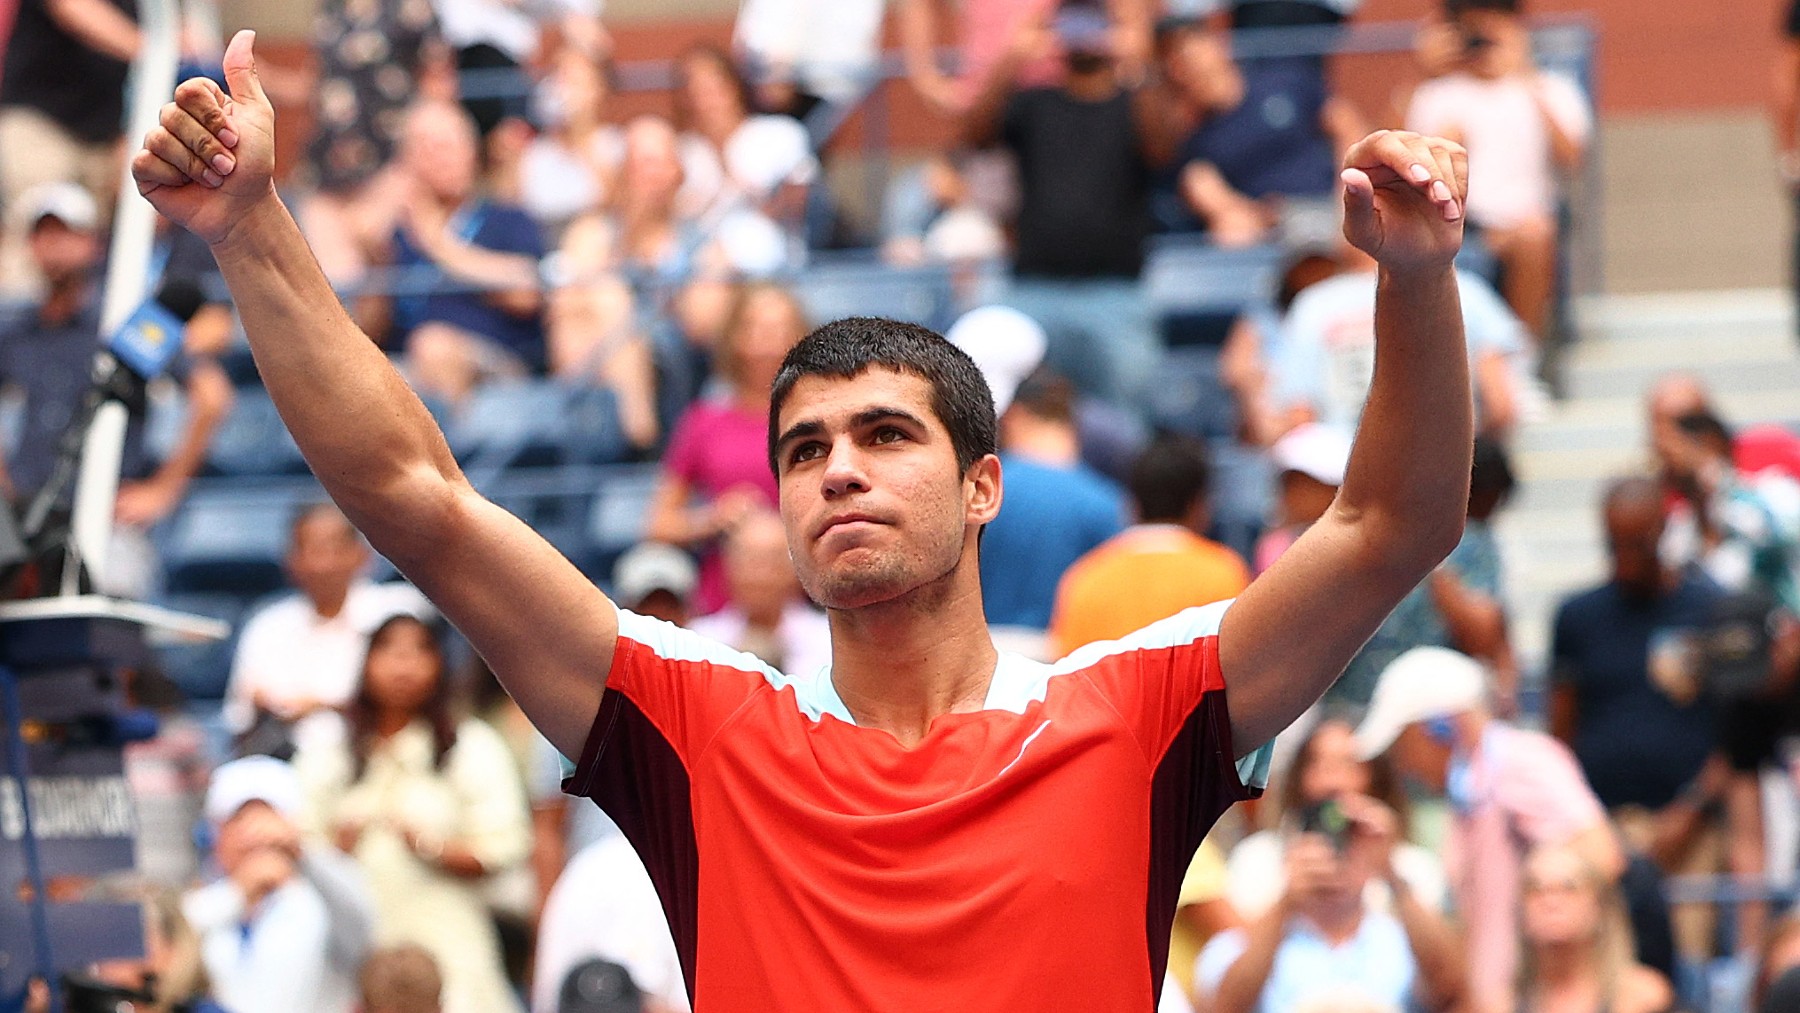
[1405, 71, 1591, 230]
[223, 579, 432, 736]
[1224, 829, 1450, 920]
[734, 0, 886, 104]
[184, 849, 372, 1013]
[533, 835, 691, 1013]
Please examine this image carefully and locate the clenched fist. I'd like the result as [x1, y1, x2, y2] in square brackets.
[1339, 130, 1469, 273]
[132, 29, 276, 246]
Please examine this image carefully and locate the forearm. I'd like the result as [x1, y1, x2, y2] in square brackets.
[47, 0, 141, 61]
[1392, 880, 1465, 1010]
[428, 239, 542, 307]
[1211, 907, 1286, 1013]
[1335, 265, 1471, 572]
[211, 194, 468, 559]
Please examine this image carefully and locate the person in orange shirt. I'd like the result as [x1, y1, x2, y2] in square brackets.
[1049, 433, 1252, 657]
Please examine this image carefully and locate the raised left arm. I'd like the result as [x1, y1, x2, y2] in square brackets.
[1220, 131, 1472, 753]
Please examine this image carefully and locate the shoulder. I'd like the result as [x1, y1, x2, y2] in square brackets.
[240, 593, 309, 634]
[1055, 599, 1234, 672]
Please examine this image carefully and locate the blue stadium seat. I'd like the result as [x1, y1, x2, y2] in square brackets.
[206, 387, 308, 477]
[161, 482, 315, 595]
[152, 592, 253, 701]
[1142, 239, 1284, 347]
[447, 379, 568, 471]
[791, 256, 959, 332]
[581, 463, 662, 584]
[1147, 346, 1237, 441]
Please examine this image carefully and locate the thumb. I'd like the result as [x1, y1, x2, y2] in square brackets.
[1340, 167, 1377, 245]
[222, 29, 267, 106]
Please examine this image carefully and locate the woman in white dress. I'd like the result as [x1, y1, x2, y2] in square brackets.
[297, 614, 532, 1013]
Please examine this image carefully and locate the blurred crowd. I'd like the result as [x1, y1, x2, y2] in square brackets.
[4, 0, 1800, 1011]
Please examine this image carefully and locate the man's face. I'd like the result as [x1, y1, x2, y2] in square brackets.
[1390, 723, 1451, 792]
[773, 368, 1000, 611]
[285, 512, 367, 609]
[1605, 498, 1665, 601]
[28, 217, 100, 286]
[403, 108, 479, 203]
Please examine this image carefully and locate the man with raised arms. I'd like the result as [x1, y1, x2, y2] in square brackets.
[133, 31, 1472, 1012]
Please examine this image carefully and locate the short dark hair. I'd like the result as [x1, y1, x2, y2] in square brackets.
[1674, 410, 1733, 454]
[1469, 436, 1516, 504]
[1128, 433, 1212, 524]
[1009, 366, 1076, 425]
[767, 317, 998, 475]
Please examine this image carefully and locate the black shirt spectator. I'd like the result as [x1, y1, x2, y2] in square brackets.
[1002, 87, 1153, 278]
[0, 0, 134, 144]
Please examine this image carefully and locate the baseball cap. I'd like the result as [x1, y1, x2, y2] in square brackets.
[204, 754, 304, 825]
[1352, 646, 1487, 761]
[612, 542, 698, 608]
[945, 305, 1048, 416]
[1271, 423, 1352, 487]
[17, 181, 99, 232]
[558, 959, 644, 1013]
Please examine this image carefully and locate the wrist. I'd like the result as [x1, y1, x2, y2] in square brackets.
[210, 188, 289, 257]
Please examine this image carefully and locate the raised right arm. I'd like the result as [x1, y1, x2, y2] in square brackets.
[132, 32, 614, 758]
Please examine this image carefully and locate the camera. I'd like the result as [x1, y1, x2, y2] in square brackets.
[1298, 799, 1352, 853]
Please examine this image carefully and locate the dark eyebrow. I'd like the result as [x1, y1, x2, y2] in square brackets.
[851, 406, 929, 431]
[774, 419, 825, 462]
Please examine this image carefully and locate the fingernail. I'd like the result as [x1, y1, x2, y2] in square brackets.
[202, 168, 223, 187]
[219, 127, 240, 149]
[211, 153, 235, 175]
[1409, 164, 1432, 183]
[1431, 180, 1452, 202]
[1446, 200, 1463, 222]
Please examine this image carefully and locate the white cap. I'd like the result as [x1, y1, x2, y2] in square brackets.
[613, 542, 698, 607]
[724, 116, 817, 198]
[1352, 646, 1487, 760]
[16, 181, 98, 232]
[946, 305, 1048, 416]
[204, 755, 304, 825]
[1271, 423, 1352, 487]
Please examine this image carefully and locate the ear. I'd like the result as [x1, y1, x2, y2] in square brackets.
[964, 454, 1003, 526]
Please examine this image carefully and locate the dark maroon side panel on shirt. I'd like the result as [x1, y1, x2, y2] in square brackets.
[565, 689, 700, 1004]
[1145, 688, 1259, 1005]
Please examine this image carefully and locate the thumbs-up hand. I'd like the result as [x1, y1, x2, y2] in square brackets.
[132, 29, 277, 245]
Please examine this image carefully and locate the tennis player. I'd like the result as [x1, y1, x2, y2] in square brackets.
[134, 31, 1473, 1012]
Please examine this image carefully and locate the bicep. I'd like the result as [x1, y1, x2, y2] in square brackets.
[396, 488, 618, 759]
[1219, 510, 1428, 753]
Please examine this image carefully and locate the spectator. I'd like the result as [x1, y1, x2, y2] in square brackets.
[183, 756, 375, 1013]
[1223, 718, 1449, 922]
[1758, 914, 1800, 1013]
[672, 46, 816, 236]
[360, 944, 445, 1013]
[558, 959, 653, 1013]
[878, 154, 1008, 267]
[534, 842, 689, 1013]
[434, 0, 603, 140]
[1355, 646, 1627, 1013]
[544, 227, 660, 455]
[1252, 423, 1349, 575]
[1406, 0, 1591, 342]
[689, 510, 832, 676]
[295, 615, 532, 1013]
[364, 99, 548, 405]
[645, 282, 805, 614]
[1167, 840, 1244, 1006]
[224, 503, 432, 757]
[520, 46, 623, 236]
[1194, 790, 1465, 1013]
[62, 886, 222, 1013]
[896, 0, 1153, 114]
[1048, 433, 1247, 658]
[1337, 436, 1521, 710]
[733, 0, 886, 123]
[1153, 19, 1359, 242]
[978, 361, 1128, 638]
[286, 0, 454, 286]
[1646, 372, 1800, 490]
[967, 3, 1178, 411]
[0, 0, 137, 296]
[1656, 408, 1800, 613]
[0, 183, 233, 592]
[1263, 242, 1526, 445]
[1516, 843, 1674, 1013]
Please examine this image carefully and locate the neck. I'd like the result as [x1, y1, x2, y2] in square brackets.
[1002, 419, 1080, 467]
[310, 585, 351, 620]
[372, 708, 412, 738]
[826, 563, 997, 747]
[41, 278, 87, 322]
[1454, 711, 1488, 754]
[1302, 900, 1364, 945]
[1534, 941, 1598, 988]
[1066, 70, 1118, 101]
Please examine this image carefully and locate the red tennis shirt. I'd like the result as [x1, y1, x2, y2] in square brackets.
[566, 599, 1268, 1012]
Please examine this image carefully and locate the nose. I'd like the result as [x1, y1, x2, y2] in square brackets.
[820, 440, 870, 499]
